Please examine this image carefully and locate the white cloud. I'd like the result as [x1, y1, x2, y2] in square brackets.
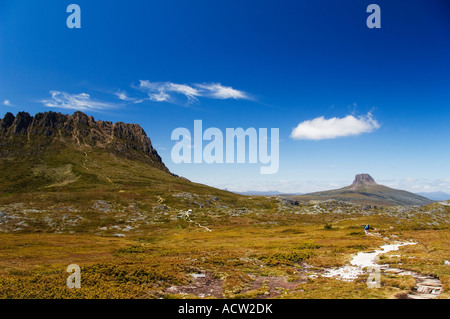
[114, 91, 144, 104]
[138, 81, 249, 104]
[291, 112, 380, 140]
[195, 83, 250, 100]
[2, 100, 13, 106]
[381, 178, 450, 194]
[41, 91, 116, 111]
[169, 83, 201, 102]
[139, 81, 200, 103]
[115, 91, 131, 101]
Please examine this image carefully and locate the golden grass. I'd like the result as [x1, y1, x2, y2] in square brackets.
[0, 208, 448, 299]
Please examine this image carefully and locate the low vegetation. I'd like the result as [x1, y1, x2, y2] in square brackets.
[1, 199, 449, 299]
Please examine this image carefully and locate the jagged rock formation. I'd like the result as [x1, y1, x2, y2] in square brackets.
[0, 111, 169, 173]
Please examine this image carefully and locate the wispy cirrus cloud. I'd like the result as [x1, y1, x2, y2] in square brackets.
[40, 81, 251, 111]
[139, 81, 201, 103]
[137, 81, 251, 104]
[41, 91, 116, 111]
[195, 83, 250, 100]
[291, 112, 380, 140]
[114, 90, 144, 104]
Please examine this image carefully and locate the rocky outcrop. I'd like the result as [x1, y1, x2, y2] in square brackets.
[352, 174, 377, 186]
[349, 174, 378, 191]
[0, 111, 169, 173]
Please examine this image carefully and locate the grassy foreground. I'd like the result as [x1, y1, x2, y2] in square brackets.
[1, 205, 449, 299]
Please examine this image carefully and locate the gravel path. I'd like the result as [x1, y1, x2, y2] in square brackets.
[322, 233, 443, 299]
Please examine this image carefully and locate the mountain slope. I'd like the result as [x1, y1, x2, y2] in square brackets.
[291, 174, 433, 206]
[0, 111, 242, 206]
[0, 111, 277, 238]
[0, 111, 167, 191]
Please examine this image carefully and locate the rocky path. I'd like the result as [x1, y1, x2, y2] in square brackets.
[164, 232, 444, 299]
[383, 267, 442, 299]
[322, 232, 443, 299]
[376, 238, 443, 299]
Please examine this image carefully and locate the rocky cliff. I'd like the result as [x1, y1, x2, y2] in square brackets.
[0, 111, 170, 173]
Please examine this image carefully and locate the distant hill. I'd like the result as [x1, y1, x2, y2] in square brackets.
[416, 192, 450, 201]
[291, 174, 433, 206]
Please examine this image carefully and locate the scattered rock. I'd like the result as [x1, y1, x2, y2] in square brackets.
[93, 200, 112, 213]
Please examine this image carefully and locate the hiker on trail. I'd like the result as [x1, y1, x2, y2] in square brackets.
[364, 224, 370, 234]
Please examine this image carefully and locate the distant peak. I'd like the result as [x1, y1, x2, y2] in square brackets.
[352, 174, 377, 186]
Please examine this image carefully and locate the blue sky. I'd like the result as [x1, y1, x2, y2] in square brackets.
[1, 0, 449, 193]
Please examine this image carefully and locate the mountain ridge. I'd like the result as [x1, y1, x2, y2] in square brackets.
[0, 111, 169, 173]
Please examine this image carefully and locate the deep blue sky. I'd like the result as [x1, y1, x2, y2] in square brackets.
[1, 0, 449, 193]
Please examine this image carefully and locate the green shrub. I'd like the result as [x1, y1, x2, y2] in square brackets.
[259, 251, 314, 266]
[294, 242, 321, 250]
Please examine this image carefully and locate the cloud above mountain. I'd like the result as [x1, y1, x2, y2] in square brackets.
[137, 81, 250, 104]
[40, 81, 250, 112]
[41, 91, 116, 111]
[2, 100, 13, 106]
[291, 112, 380, 140]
